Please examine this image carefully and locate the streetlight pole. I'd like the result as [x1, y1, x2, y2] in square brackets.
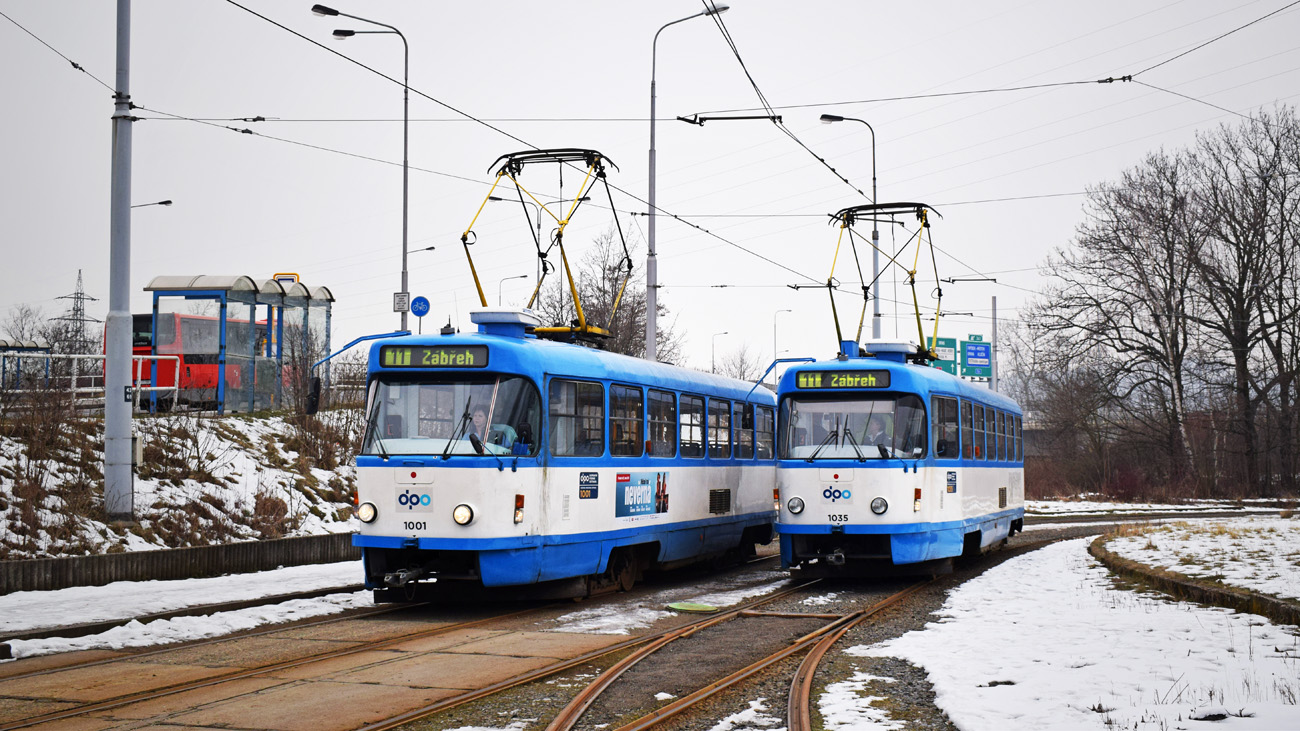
[711, 331, 728, 374]
[498, 274, 528, 306]
[820, 113, 880, 339]
[312, 4, 408, 331]
[773, 309, 792, 362]
[648, 3, 730, 363]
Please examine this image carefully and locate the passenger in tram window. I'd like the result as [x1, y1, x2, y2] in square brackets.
[865, 415, 890, 446]
[466, 405, 488, 440]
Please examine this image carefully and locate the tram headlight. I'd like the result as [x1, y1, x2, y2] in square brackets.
[452, 503, 474, 526]
[871, 497, 888, 515]
[787, 497, 805, 515]
[356, 501, 377, 523]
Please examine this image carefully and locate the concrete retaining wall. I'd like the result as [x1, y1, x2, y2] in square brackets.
[0, 532, 360, 595]
[1088, 535, 1300, 627]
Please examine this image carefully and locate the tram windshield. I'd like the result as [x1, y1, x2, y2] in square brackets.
[779, 394, 926, 460]
[361, 374, 542, 457]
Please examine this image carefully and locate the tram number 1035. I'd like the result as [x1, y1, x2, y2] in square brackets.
[404, 521, 427, 531]
[828, 514, 849, 523]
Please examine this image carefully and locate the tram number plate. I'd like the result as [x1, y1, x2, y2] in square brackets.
[403, 521, 426, 531]
[828, 514, 849, 523]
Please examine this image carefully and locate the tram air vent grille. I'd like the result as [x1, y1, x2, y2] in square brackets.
[709, 489, 732, 514]
[999, 487, 1008, 509]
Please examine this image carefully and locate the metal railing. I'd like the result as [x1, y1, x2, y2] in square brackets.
[0, 352, 179, 411]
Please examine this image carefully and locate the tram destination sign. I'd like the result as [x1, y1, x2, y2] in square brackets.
[795, 370, 891, 389]
[380, 345, 489, 368]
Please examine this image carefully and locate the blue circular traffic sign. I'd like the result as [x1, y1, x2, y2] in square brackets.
[410, 296, 430, 318]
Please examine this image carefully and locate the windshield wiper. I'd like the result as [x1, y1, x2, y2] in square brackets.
[805, 428, 839, 462]
[364, 401, 389, 460]
[442, 397, 472, 460]
[842, 429, 867, 462]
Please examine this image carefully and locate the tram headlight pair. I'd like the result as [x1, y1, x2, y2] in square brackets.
[787, 497, 805, 514]
[452, 503, 474, 526]
[356, 502, 378, 523]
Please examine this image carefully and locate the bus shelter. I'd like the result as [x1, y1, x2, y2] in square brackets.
[142, 275, 333, 414]
[0, 339, 52, 391]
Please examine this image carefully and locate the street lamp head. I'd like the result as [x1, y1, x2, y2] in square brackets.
[705, 3, 730, 16]
[158, 200, 173, 206]
[332, 29, 355, 39]
[820, 114, 845, 124]
[310, 4, 339, 16]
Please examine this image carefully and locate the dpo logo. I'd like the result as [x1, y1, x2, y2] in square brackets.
[398, 489, 433, 512]
[823, 487, 853, 502]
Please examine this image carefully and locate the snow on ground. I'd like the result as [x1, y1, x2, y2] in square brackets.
[1025, 498, 1276, 516]
[706, 698, 785, 731]
[0, 559, 361, 634]
[548, 570, 790, 635]
[6, 590, 372, 659]
[819, 672, 903, 730]
[844, 538, 1300, 730]
[0, 412, 357, 559]
[1107, 517, 1300, 602]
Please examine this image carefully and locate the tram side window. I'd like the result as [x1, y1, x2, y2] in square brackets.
[1015, 415, 1023, 462]
[972, 404, 986, 459]
[986, 407, 996, 461]
[995, 411, 1005, 461]
[1001, 412, 1010, 461]
[610, 385, 644, 457]
[709, 398, 732, 459]
[734, 403, 755, 459]
[680, 395, 705, 458]
[757, 405, 775, 459]
[931, 396, 960, 459]
[549, 379, 605, 457]
[960, 400, 973, 459]
[648, 389, 677, 457]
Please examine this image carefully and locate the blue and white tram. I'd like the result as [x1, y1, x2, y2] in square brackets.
[776, 340, 1024, 575]
[352, 309, 779, 600]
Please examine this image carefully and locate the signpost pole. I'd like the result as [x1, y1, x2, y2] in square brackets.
[991, 296, 999, 393]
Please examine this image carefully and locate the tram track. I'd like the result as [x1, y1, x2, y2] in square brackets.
[0, 601, 552, 731]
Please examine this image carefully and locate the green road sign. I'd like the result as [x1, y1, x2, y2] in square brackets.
[960, 340, 992, 378]
[927, 336, 957, 375]
[967, 334, 983, 342]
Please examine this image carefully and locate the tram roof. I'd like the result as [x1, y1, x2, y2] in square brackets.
[368, 330, 776, 405]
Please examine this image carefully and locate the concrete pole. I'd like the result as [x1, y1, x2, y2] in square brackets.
[991, 295, 999, 393]
[104, 0, 134, 519]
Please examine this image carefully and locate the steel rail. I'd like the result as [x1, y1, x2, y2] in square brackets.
[787, 581, 932, 731]
[610, 581, 930, 731]
[0, 603, 550, 731]
[358, 579, 819, 731]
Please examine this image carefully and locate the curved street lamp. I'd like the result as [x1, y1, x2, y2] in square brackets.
[821, 113, 880, 339]
[647, 2, 730, 362]
[312, 4, 410, 330]
[711, 331, 729, 374]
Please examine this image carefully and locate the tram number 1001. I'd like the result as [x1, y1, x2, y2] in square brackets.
[404, 521, 427, 531]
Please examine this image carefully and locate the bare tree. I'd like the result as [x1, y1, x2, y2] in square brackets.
[1031, 149, 1203, 484]
[1187, 107, 1300, 493]
[533, 226, 684, 362]
[717, 342, 763, 381]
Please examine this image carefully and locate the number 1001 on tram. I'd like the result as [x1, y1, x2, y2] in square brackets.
[776, 340, 1025, 575]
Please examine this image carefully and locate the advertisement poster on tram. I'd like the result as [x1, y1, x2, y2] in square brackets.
[615, 472, 670, 518]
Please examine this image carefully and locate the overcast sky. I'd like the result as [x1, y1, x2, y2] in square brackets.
[2, 0, 1297, 371]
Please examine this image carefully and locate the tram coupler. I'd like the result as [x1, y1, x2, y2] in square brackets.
[827, 549, 847, 566]
[384, 566, 425, 588]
